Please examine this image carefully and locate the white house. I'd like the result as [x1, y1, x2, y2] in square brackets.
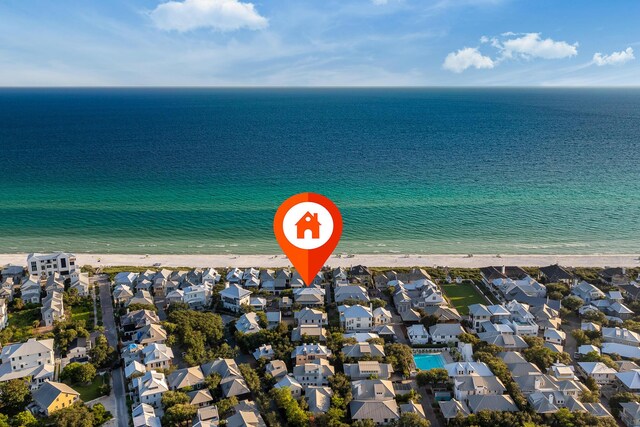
[350, 380, 399, 425]
[294, 308, 328, 326]
[620, 402, 640, 427]
[236, 312, 262, 335]
[373, 307, 392, 326]
[69, 273, 90, 296]
[0, 338, 55, 389]
[544, 328, 566, 345]
[429, 324, 465, 345]
[293, 358, 335, 387]
[293, 288, 325, 307]
[572, 281, 605, 303]
[602, 327, 640, 346]
[335, 286, 369, 304]
[0, 299, 7, 330]
[27, 252, 77, 278]
[20, 276, 41, 304]
[41, 291, 64, 326]
[183, 285, 211, 309]
[133, 370, 168, 408]
[577, 362, 617, 385]
[141, 343, 174, 370]
[339, 305, 373, 332]
[407, 324, 429, 345]
[220, 284, 251, 312]
[274, 375, 303, 397]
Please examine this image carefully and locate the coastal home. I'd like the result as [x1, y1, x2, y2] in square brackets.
[602, 327, 640, 346]
[429, 323, 465, 345]
[445, 362, 494, 378]
[602, 342, 640, 359]
[69, 273, 90, 297]
[373, 307, 392, 325]
[467, 395, 518, 414]
[41, 290, 64, 326]
[468, 304, 493, 331]
[544, 328, 566, 345]
[259, 269, 276, 292]
[350, 379, 399, 425]
[121, 309, 160, 338]
[226, 268, 243, 284]
[133, 370, 169, 408]
[344, 361, 393, 380]
[113, 284, 134, 305]
[342, 343, 386, 359]
[490, 275, 547, 301]
[0, 299, 7, 330]
[253, 344, 274, 360]
[20, 276, 41, 304]
[335, 285, 369, 304]
[422, 305, 462, 324]
[165, 289, 184, 306]
[1, 264, 24, 283]
[182, 285, 212, 309]
[167, 366, 205, 391]
[266, 311, 281, 329]
[220, 284, 252, 312]
[243, 268, 260, 287]
[227, 400, 266, 427]
[201, 359, 250, 398]
[306, 386, 333, 413]
[339, 305, 373, 332]
[27, 252, 77, 278]
[332, 267, 349, 286]
[0, 283, 13, 303]
[293, 358, 334, 387]
[127, 290, 154, 307]
[539, 264, 573, 284]
[620, 402, 640, 427]
[32, 381, 80, 416]
[132, 403, 162, 427]
[0, 338, 55, 389]
[439, 399, 471, 423]
[187, 389, 215, 409]
[615, 369, 640, 393]
[453, 375, 506, 401]
[480, 266, 528, 284]
[577, 362, 617, 385]
[349, 265, 372, 286]
[45, 273, 65, 293]
[141, 343, 174, 370]
[294, 307, 327, 326]
[407, 324, 430, 345]
[114, 271, 138, 287]
[290, 271, 306, 288]
[572, 281, 606, 303]
[274, 269, 290, 294]
[504, 300, 539, 336]
[66, 337, 91, 363]
[292, 344, 332, 366]
[265, 360, 288, 380]
[292, 324, 327, 342]
[249, 297, 267, 311]
[530, 304, 561, 330]
[293, 287, 325, 307]
[202, 268, 221, 284]
[236, 312, 262, 335]
[599, 267, 628, 285]
[274, 375, 303, 397]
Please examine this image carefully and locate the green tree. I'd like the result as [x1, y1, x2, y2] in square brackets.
[562, 295, 584, 311]
[0, 414, 8, 427]
[0, 379, 31, 415]
[12, 410, 38, 427]
[396, 412, 430, 427]
[416, 368, 449, 387]
[271, 388, 309, 427]
[51, 403, 95, 427]
[239, 364, 261, 393]
[161, 391, 190, 409]
[385, 343, 414, 377]
[61, 362, 96, 385]
[162, 403, 197, 427]
[89, 335, 116, 369]
[90, 403, 112, 426]
[216, 396, 239, 416]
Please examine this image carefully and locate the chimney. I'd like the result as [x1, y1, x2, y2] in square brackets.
[501, 266, 506, 275]
[548, 394, 554, 404]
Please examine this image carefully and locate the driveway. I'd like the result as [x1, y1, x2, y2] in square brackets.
[95, 274, 129, 427]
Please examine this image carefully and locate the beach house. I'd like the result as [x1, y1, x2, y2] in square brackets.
[350, 379, 399, 425]
[293, 358, 335, 387]
[20, 276, 41, 304]
[27, 252, 77, 278]
[32, 381, 80, 416]
[134, 370, 169, 408]
[294, 307, 327, 326]
[339, 305, 373, 332]
[220, 284, 251, 312]
[0, 338, 55, 389]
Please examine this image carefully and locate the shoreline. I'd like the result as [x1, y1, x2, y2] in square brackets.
[1, 253, 639, 268]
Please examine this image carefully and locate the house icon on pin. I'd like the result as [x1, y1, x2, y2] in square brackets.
[296, 212, 321, 239]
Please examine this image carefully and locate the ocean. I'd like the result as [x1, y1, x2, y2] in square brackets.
[1, 88, 639, 255]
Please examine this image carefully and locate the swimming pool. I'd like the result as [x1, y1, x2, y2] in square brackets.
[413, 353, 446, 370]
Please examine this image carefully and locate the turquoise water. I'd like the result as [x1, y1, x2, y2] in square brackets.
[413, 353, 446, 370]
[1, 88, 639, 254]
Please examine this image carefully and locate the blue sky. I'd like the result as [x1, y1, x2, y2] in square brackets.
[0, 0, 638, 86]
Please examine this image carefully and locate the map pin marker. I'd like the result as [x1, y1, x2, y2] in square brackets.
[274, 193, 343, 286]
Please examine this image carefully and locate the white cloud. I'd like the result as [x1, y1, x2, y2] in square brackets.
[592, 47, 634, 66]
[443, 47, 494, 73]
[499, 33, 577, 59]
[150, 0, 268, 32]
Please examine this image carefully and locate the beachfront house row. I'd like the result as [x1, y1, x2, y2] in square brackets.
[294, 307, 328, 326]
[133, 370, 169, 408]
[0, 338, 55, 389]
[220, 284, 252, 312]
[429, 323, 465, 345]
[27, 252, 77, 278]
[339, 305, 373, 332]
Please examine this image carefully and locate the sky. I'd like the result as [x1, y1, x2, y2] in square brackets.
[0, 0, 639, 86]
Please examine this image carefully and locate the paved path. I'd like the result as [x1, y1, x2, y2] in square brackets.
[96, 274, 129, 427]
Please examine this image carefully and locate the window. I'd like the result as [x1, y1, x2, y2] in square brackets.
[61, 259, 67, 268]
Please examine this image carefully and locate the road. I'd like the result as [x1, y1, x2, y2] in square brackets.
[96, 274, 129, 427]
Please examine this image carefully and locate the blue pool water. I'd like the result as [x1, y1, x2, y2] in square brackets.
[413, 353, 446, 370]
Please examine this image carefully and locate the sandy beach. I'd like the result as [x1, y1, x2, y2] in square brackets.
[1, 253, 639, 269]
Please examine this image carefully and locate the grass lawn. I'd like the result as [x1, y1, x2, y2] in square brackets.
[71, 300, 94, 329]
[440, 282, 487, 315]
[0, 308, 40, 343]
[65, 374, 106, 402]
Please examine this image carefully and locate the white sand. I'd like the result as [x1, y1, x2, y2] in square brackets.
[1, 253, 639, 268]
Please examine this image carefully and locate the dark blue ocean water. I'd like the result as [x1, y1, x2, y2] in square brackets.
[1, 88, 639, 254]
